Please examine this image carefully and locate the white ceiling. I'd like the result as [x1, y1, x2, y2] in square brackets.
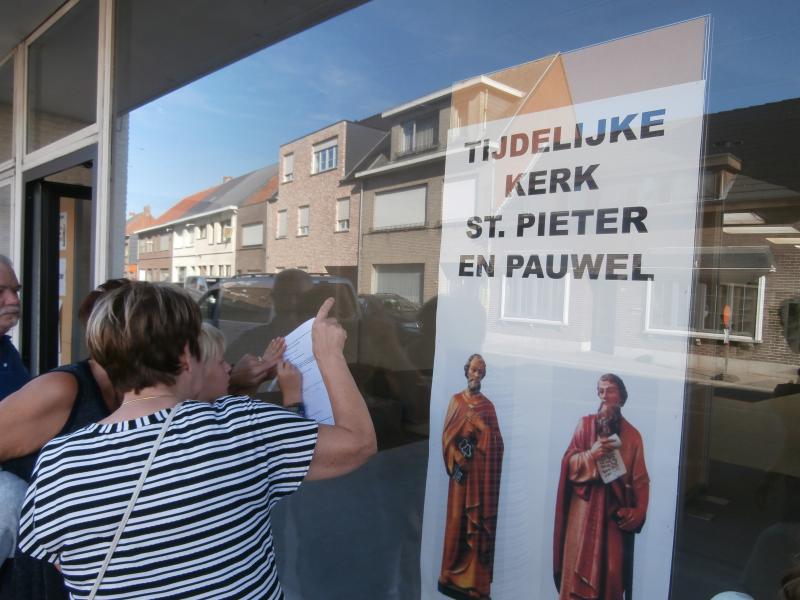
[0, 0, 368, 116]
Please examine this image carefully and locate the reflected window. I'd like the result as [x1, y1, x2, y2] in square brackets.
[336, 198, 350, 232]
[0, 58, 12, 164]
[276, 209, 287, 238]
[297, 206, 309, 236]
[401, 117, 435, 154]
[313, 139, 337, 173]
[283, 153, 294, 182]
[502, 275, 570, 325]
[373, 185, 426, 230]
[374, 263, 423, 304]
[26, 0, 98, 153]
[241, 223, 263, 247]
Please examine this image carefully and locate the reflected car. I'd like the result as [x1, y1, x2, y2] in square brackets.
[197, 274, 361, 363]
[358, 293, 421, 344]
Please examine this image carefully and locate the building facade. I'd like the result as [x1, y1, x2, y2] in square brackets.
[267, 120, 386, 283]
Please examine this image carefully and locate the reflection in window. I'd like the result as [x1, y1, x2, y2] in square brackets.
[283, 153, 294, 182]
[241, 223, 263, 246]
[297, 206, 309, 236]
[336, 198, 350, 231]
[401, 117, 435, 154]
[501, 275, 570, 324]
[648, 275, 764, 339]
[276, 209, 287, 238]
[373, 185, 426, 230]
[374, 263, 424, 304]
[313, 139, 337, 173]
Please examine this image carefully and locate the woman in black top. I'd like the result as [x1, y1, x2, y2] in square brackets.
[0, 280, 127, 600]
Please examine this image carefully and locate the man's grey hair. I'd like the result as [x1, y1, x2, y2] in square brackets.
[0, 255, 13, 269]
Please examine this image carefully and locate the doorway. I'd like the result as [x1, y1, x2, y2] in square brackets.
[22, 162, 94, 375]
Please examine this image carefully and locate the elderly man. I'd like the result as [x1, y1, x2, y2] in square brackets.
[0, 255, 30, 566]
[439, 354, 504, 600]
[553, 373, 650, 600]
[0, 255, 28, 398]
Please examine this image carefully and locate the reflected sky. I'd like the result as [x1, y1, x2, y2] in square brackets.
[125, 0, 799, 216]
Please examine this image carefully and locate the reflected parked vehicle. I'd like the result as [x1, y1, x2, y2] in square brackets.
[197, 274, 361, 364]
[358, 293, 421, 345]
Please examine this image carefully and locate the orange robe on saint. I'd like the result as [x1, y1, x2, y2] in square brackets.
[553, 415, 649, 600]
[439, 392, 504, 600]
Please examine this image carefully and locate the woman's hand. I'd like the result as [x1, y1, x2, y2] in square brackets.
[228, 337, 285, 395]
[261, 337, 286, 374]
[276, 360, 302, 407]
[312, 298, 346, 364]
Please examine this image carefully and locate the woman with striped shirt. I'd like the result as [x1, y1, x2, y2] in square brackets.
[17, 282, 376, 599]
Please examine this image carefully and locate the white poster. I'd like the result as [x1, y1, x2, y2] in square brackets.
[421, 20, 708, 600]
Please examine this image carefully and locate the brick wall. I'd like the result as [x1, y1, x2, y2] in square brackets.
[267, 121, 360, 273]
[359, 160, 444, 302]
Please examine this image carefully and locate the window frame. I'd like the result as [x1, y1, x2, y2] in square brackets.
[499, 268, 571, 326]
[276, 209, 287, 239]
[312, 138, 338, 174]
[644, 275, 766, 342]
[297, 205, 309, 236]
[335, 197, 350, 232]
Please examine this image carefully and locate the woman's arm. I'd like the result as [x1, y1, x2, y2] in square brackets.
[305, 298, 377, 481]
[0, 372, 78, 461]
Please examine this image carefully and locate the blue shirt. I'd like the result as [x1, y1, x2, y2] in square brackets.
[0, 335, 30, 400]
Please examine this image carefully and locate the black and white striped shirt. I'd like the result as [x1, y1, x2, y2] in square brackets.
[18, 396, 318, 599]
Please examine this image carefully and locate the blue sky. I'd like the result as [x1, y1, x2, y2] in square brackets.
[125, 0, 800, 217]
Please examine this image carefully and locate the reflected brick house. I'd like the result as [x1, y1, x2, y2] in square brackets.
[266, 120, 386, 284]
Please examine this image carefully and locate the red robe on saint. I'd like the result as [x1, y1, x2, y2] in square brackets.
[439, 391, 504, 600]
[553, 415, 649, 600]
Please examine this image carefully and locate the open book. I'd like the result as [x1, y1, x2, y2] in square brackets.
[596, 434, 626, 483]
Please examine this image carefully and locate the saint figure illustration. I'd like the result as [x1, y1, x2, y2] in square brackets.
[439, 354, 504, 600]
[553, 373, 650, 600]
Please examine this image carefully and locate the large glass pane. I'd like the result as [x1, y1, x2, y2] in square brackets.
[0, 182, 10, 256]
[0, 57, 12, 163]
[107, 1, 800, 599]
[26, 0, 98, 152]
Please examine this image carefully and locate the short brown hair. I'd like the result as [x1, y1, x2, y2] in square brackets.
[87, 282, 202, 393]
[77, 278, 131, 325]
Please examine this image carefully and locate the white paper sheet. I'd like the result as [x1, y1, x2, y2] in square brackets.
[282, 317, 334, 425]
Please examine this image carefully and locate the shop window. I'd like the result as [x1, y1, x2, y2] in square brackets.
[26, 0, 98, 152]
[373, 185, 426, 230]
[313, 139, 337, 173]
[0, 58, 12, 164]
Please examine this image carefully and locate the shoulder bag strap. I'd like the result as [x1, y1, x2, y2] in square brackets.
[87, 402, 183, 600]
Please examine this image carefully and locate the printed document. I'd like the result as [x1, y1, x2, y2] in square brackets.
[282, 318, 334, 424]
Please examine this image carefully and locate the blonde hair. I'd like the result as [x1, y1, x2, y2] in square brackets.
[199, 322, 226, 364]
